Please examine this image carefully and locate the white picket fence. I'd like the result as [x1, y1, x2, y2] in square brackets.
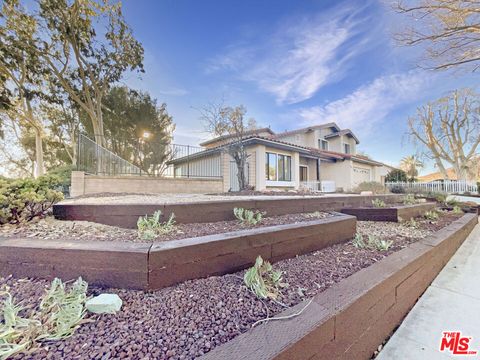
[385, 180, 479, 194]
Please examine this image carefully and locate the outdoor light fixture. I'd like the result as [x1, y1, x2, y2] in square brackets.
[142, 131, 151, 139]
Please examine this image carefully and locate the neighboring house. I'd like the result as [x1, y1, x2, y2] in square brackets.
[169, 123, 391, 192]
[418, 167, 480, 182]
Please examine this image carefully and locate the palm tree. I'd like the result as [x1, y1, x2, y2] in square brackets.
[400, 155, 424, 181]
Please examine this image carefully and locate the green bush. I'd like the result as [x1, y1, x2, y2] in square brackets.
[385, 169, 408, 182]
[389, 184, 406, 194]
[0, 176, 64, 225]
[354, 181, 388, 194]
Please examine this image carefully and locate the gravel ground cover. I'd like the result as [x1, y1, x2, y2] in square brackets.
[0, 212, 335, 243]
[58, 192, 361, 205]
[1, 212, 462, 360]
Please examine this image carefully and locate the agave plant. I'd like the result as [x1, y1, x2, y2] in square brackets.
[244, 256, 287, 300]
[0, 277, 89, 359]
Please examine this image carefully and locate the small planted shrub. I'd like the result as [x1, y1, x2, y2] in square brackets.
[445, 198, 460, 207]
[405, 218, 419, 229]
[403, 194, 417, 205]
[352, 233, 393, 251]
[434, 193, 448, 204]
[389, 184, 406, 194]
[137, 210, 176, 240]
[453, 206, 463, 214]
[372, 198, 386, 208]
[233, 207, 264, 225]
[244, 256, 287, 300]
[0, 277, 89, 359]
[352, 233, 366, 248]
[424, 210, 439, 221]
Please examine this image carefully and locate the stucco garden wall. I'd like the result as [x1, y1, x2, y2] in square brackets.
[70, 171, 223, 197]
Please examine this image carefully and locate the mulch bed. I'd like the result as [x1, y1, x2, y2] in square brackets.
[0, 212, 335, 243]
[1, 212, 462, 360]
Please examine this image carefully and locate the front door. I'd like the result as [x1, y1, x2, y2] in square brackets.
[299, 166, 308, 182]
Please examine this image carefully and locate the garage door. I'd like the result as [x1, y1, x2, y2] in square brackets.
[353, 167, 371, 186]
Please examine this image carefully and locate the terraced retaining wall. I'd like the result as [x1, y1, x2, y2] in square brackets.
[53, 194, 402, 228]
[341, 202, 436, 222]
[0, 214, 356, 291]
[202, 213, 478, 360]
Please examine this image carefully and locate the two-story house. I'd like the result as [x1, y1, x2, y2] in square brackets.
[170, 122, 392, 192]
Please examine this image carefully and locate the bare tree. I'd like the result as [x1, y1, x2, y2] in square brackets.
[201, 103, 256, 191]
[408, 89, 480, 180]
[394, 0, 480, 71]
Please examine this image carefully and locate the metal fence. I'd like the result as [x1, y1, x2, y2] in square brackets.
[77, 134, 222, 178]
[77, 134, 143, 176]
[385, 180, 479, 194]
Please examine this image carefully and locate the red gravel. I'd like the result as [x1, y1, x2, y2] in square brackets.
[2, 212, 462, 360]
[1, 211, 335, 243]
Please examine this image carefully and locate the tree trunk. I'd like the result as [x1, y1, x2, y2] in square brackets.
[34, 127, 44, 178]
[236, 157, 247, 191]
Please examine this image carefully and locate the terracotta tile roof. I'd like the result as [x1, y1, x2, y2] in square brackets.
[199, 128, 274, 146]
[271, 122, 340, 139]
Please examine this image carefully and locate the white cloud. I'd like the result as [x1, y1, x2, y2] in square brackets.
[298, 71, 429, 133]
[207, 4, 374, 104]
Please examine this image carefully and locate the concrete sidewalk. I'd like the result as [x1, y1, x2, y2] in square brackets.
[378, 222, 480, 359]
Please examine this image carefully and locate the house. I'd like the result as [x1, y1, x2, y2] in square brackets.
[169, 122, 392, 192]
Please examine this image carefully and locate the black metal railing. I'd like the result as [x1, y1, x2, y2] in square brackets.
[76, 134, 222, 178]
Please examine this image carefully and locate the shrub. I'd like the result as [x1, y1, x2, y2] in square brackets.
[0, 277, 88, 359]
[244, 256, 286, 300]
[233, 207, 264, 225]
[445, 198, 460, 207]
[385, 169, 408, 182]
[137, 210, 176, 240]
[424, 210, 439, 221]
[372, 198, 386, 208]
[44, 165, 74, 196]
[389, 184, 406, 194]
[354, 181, 388, 194]
[403, 194, 417, 205]
[453, 206, 463, 214]
[405, 218, 419, 229]
[0, 176, 64, 225]
[352, 233, 393, 251]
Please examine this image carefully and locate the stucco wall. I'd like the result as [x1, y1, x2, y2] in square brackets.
[70, 171, 223, 197]
[321, 161, 352, 191]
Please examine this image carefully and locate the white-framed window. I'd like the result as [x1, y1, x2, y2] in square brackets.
[343, 143, 351, 154]
[319, 139, 329, 151]
[265, 152, 292, 181]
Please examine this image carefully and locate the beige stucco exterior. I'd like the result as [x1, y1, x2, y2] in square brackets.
[70, 171, 223, 197]
[168, 122, 388, 193]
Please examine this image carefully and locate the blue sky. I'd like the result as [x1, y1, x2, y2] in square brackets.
[121, 0, 476, 174]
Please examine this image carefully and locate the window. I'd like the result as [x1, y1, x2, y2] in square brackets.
[265, 152, 292, 181]
[344, 143, 351, 154]
[319, 139, 329, 151]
